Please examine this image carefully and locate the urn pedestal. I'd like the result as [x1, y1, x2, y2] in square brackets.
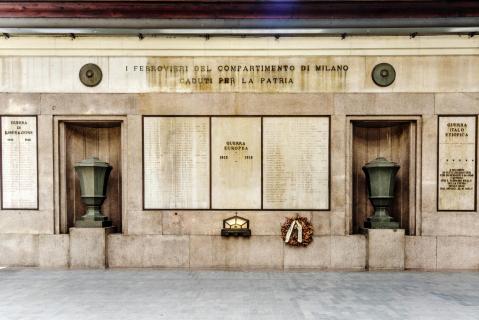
[74, 157, 113, 228]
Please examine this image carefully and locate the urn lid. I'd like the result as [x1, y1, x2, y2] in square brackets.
[74, 157, 111, 168]
[362, 157, 399, 169]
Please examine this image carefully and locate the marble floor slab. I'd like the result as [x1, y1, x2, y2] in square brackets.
[0, 269, 478, 320]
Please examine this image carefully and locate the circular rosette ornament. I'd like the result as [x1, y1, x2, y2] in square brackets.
[281, 215, 314, 247]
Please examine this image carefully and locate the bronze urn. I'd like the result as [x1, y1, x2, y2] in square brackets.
[362, 157, 400, 229]
[74, 157, 113, 228]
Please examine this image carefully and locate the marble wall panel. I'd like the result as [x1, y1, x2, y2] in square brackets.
[233, 93, 334, 115]
[334, 93, 434, 115]
[421, 115, 438, 214]
[162, 211, 312, 236]
[437, 236, 479, 269]
[437, 116, 476, 211]
[126, 211, 162, 235]
[284, 236, 331, 269]
[190, 235, 283, 269]
[1, 56, 478, 93]
[37, 115, 54, 212]
[263, 117, 329, 210]
[40, 93, 138, 115]
[39, 234, 69, 268]
[0, 93, 40, 114]
[211, 117, 262, 209]
[435, 93, 479, 114]
[0, 233, 38, 266]
[1, 116, 38, 209]
[367, 229, 405, 270]
[139, 93, 236, 115]
[108, 234, 190, 268]
[70, 227, 113, 269]
[127, 115, 143, 212]
[422, 213, 479, 237]
[330, 235, 367, 269]
[0, 210, 53, 234]
[143, 117, 210, 209]
[405, 236, 437, 270]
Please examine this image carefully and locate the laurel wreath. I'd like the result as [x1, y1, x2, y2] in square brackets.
[281, 216, 314, 247]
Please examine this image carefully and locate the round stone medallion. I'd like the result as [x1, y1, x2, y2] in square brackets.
[371, 63, 396, 87]
[79, 63, 102, 87]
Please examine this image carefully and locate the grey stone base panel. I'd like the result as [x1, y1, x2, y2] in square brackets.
[2, 232, 479, 270]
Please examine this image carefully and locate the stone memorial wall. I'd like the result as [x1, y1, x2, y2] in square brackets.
[1, 35, 479, 270]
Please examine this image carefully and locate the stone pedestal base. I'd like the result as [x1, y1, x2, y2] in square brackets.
[364, 207, 400, 229]
[364, 216, 399, 229]
[70, 227, 115, 269]
[75, 217, 112, 228]
[365, 229, 405, 271]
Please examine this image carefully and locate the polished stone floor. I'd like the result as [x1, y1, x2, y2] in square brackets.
[0, 269, 478, 320]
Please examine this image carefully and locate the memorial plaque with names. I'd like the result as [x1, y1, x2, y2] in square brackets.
[438, 116, 477, 211]
[263, 117, 329, 210]
[211, 117, 262, 209]
[1, 116, 38, 209]
[143, 117, 210, 209]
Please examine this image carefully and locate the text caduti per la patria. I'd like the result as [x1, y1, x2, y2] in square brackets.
[125, 64, 349, 85]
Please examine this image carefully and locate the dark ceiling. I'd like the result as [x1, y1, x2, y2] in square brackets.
[0, 1, 478, 19]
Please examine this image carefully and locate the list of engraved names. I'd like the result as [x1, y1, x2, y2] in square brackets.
[263, 117, 329, 210]
[211, 117, 261, 209]
[1, 116, 37, 209]
[143, 116, 330, 210]
[438, 116, 477, 211]
[143, 117, 210, 209]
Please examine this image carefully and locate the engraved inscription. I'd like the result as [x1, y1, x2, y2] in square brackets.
[1, 116, 38, 209]
[263, 117, 329, 209]
[211, 117, 261, 209]
[438, 116, 477, 211]
[126, 62, 348, 90]
[143, 117, 210, 209]
[129, 57, 350, 93]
